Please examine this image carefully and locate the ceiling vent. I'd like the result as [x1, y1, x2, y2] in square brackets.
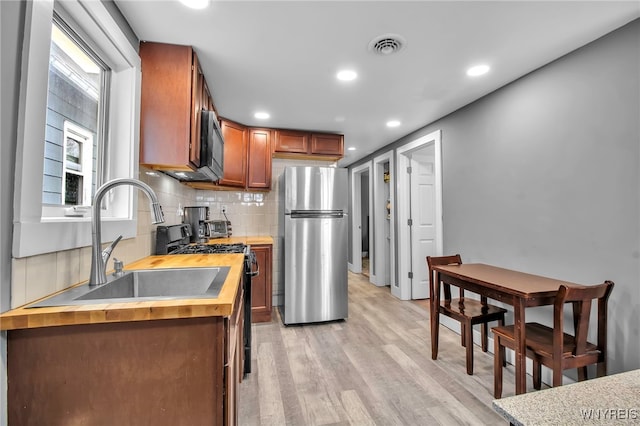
[368, 34, 406, 55]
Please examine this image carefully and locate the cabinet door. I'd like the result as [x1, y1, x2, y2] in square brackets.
[247, 129, 272, 190]
[139, 42, 193, 169]
[189, 55, 204, 168]
[251, 245, 272, 323]
[311, 133, 344, 156]
[219, 120, 247, 187]
[224, 282, 243, 426]
[273, 130, 309, 154]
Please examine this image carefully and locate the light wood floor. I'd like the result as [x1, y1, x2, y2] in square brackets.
[239, 272, 517, 425]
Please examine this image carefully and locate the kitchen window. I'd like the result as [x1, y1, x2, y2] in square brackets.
[42, 18, 105, 209]
[13, 0, 142, 258]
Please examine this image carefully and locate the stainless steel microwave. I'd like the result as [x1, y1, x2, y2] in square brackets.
[199, 109, 224, 181]
[162, 109, 224, 182]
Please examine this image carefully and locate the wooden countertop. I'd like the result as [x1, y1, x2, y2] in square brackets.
[0, 253, 245, 331]
[205, 235, 273, 245]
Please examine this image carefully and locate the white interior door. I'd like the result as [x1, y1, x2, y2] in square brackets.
[410, 152, 436, 299]
[395, 129, 443, 300]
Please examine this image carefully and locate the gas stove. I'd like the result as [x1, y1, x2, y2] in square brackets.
[156, 224, 256, 378]
[170, 243, 256, 275]
[171, 242, 247, 255]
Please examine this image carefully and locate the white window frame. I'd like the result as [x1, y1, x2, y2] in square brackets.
[13, 0, 142, 258]
[61, 121, 94, 206]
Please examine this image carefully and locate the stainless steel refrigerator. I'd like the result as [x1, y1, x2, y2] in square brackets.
[282, 166, 348, 325]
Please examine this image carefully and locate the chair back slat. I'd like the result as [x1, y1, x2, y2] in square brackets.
[554, 281, 614, 357]
[426, 254, 463, 302]
[597, 284, 613, 355]
[573, 300, 592, 355]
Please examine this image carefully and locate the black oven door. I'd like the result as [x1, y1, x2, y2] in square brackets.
[243, 250, 259, 376]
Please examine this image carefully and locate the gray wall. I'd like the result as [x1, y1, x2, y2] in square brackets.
[349, 19, 640, 374]
[1, 2, 25, 424]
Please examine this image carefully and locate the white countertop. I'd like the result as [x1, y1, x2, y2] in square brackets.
[492, 369, 640, 425]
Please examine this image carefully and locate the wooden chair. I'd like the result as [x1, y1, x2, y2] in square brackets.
[427, 254, 508, 375]
[492, 280, 614, 399]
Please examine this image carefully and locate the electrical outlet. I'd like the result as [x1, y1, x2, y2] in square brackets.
[221, 205, 227, 214]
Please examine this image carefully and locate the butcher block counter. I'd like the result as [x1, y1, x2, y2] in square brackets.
[0, 253, 245, 331]
[2, 253, 246, 426]
[208, 235, 273, 245]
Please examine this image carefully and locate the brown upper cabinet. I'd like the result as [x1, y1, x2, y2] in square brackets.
[139, 41, 342, 191]
[218, 120, 247, 188]
[215, 120, 272, 190]
[247, 128, 272, 189]
[274, 130, 343, 160]
[139, 41, 213, 173]
[273, 129, 309, 154]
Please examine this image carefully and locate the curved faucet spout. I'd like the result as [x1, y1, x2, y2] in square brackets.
[89, 178, 165, 286]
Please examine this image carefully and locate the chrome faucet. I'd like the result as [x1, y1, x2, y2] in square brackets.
[89, 178, 165, 286]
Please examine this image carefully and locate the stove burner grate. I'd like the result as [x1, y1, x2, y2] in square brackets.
[171, 243, 247, 255]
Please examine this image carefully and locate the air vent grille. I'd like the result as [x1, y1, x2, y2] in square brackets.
[368, 34, 406, 55]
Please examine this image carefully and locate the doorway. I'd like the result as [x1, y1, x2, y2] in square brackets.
[350, 161, 372, 275]
[395, 130, 443, 300]
[372, 150, 395, 287]
[361, 171, 370, 277]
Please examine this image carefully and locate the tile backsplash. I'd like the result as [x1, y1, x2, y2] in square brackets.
[10, 159, 336, 309]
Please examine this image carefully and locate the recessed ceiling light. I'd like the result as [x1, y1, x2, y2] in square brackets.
[467, 64, 490, 77]
[347, 147, 356, 151]
[179, 0, 209, 9]
[254, 112, 270, 119]
[386, 120, 401, 128]
[336, 70, 357, 81]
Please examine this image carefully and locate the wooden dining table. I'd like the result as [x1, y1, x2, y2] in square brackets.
[431, 263, 584, 395]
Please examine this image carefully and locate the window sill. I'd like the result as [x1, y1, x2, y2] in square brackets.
[13, 218, 136, 258]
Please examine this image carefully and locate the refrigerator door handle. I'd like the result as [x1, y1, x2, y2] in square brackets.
[290, 210, 344, 219]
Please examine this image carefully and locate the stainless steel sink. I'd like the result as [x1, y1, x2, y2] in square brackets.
[28, 267, 230, 307]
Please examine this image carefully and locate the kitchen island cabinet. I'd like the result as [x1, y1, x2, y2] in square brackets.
[0, 254, 246, 426]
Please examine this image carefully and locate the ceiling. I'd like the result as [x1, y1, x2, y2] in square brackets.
[114, 1, 639, 167]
